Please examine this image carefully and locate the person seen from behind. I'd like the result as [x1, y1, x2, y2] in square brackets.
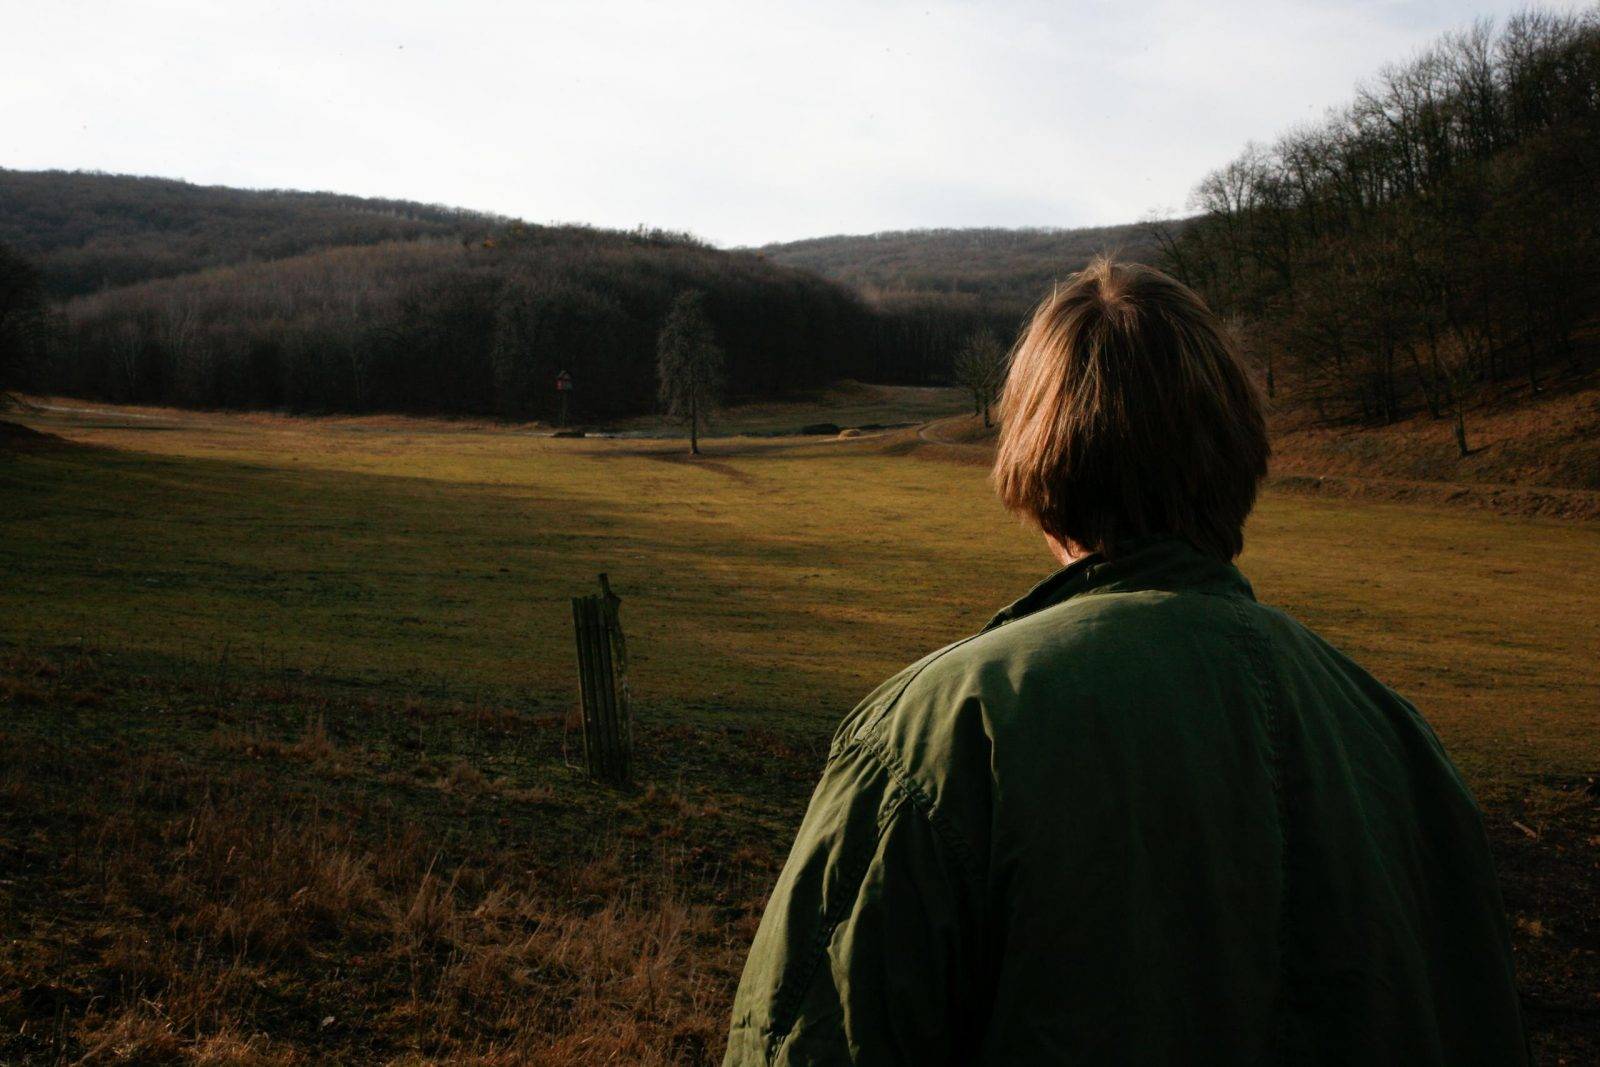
[722, 258, 1527, 1065]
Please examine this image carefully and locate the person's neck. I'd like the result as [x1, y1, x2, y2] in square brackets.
[1045, 533, 1090, 568]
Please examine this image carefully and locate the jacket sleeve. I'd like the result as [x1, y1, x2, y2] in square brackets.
[722, 734, 981, 1066]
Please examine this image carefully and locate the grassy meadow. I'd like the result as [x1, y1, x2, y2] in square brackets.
[2, 394, 1597, 1064]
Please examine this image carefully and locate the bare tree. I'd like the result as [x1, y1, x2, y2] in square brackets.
[656, 291, 725, 455]
[952, 330, 1007, 427]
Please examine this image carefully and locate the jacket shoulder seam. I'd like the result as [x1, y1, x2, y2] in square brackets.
[846, 631, 991, 746]
[851, 731, 985, 898]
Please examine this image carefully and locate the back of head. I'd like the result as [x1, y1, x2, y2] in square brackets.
[992, 258, 1269, 561]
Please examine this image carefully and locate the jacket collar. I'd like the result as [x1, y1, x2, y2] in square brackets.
[982, 535, 1255, 632]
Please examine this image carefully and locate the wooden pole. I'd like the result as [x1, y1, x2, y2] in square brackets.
[593, 602, 621, 782]
[570, 574, 633, 786]
[598, 573, 632, 777]
[588, 598, 616, 783]
[571, 597, 600, 779]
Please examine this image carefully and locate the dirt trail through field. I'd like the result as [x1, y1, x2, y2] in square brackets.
[906, 415, 992, 462]
[916, 415, 962, 445]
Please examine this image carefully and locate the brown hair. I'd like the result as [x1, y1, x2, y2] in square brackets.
[991, 258, 1268, 561]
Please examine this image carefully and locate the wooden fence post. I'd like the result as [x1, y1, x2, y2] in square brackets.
[571, 573, 633, 786]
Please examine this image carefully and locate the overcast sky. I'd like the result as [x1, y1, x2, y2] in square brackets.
[6, 1, 1592, 246]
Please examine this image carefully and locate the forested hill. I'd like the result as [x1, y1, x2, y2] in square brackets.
[0, 169, 500, 296]
[757, 222, 1174, 312]
[33, 226, 939, 422]
[1166, 7, 1598, 449]
[2, 171, 996, 422]
[3, 170, 1023, 422]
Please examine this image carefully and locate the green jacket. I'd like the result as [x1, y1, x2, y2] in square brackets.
[724, 536, 1525, 1065]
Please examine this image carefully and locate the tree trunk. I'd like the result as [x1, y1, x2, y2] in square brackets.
[689, 393, 700, 455]
[1453, 405, 1470, 458]
[1406, 343, 1442, 419]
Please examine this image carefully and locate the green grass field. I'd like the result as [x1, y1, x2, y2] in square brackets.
[3, 396, 1597, 1064]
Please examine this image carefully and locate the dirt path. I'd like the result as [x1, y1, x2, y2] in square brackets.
[916, 414, 989, 450]
[916, 414, 966, 445]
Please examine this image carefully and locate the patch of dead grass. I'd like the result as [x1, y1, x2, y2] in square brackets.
[0, 674, 754, 1065]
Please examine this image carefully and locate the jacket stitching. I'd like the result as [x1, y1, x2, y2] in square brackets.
[853, 732, 985, 898]
[852, 631, 992, 744]
[1228, 595, 1293, 1065]
[765, 783, 912, 1062]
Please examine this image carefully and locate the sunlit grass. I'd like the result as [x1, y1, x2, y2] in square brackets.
[4, 400, 1596, 796]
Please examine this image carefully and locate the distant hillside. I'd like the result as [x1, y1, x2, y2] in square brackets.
[39, 222, 944, 422]
[0, 169, 500, 296]
[758, 222, 1177, 312]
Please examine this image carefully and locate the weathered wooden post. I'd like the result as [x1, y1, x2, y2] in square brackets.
[570, 573, 633, 786]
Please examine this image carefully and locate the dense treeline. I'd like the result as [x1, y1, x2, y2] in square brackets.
[0, 241, 48, 397]
[0, 169, 496, 297]
[761, 223, 1169, 313]
[1162, 8, 1599, 450]
[758, 224, 1170, 378]
[859, 289, 1029, 386]
[7, 170, 1025, 419]
[42, 224, 919, 421]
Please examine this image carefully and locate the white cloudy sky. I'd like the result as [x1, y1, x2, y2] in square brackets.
[5, 0, 1591, 246]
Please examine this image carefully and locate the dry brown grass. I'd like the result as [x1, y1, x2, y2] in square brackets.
[901, 379, 1600, 519]
[0, 652, 762, 1065]
[1270, 374, 1598, 486]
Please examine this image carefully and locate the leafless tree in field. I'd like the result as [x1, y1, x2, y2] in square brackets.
[656, 290, 725, 455]
[953, 330, 1007, 427]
